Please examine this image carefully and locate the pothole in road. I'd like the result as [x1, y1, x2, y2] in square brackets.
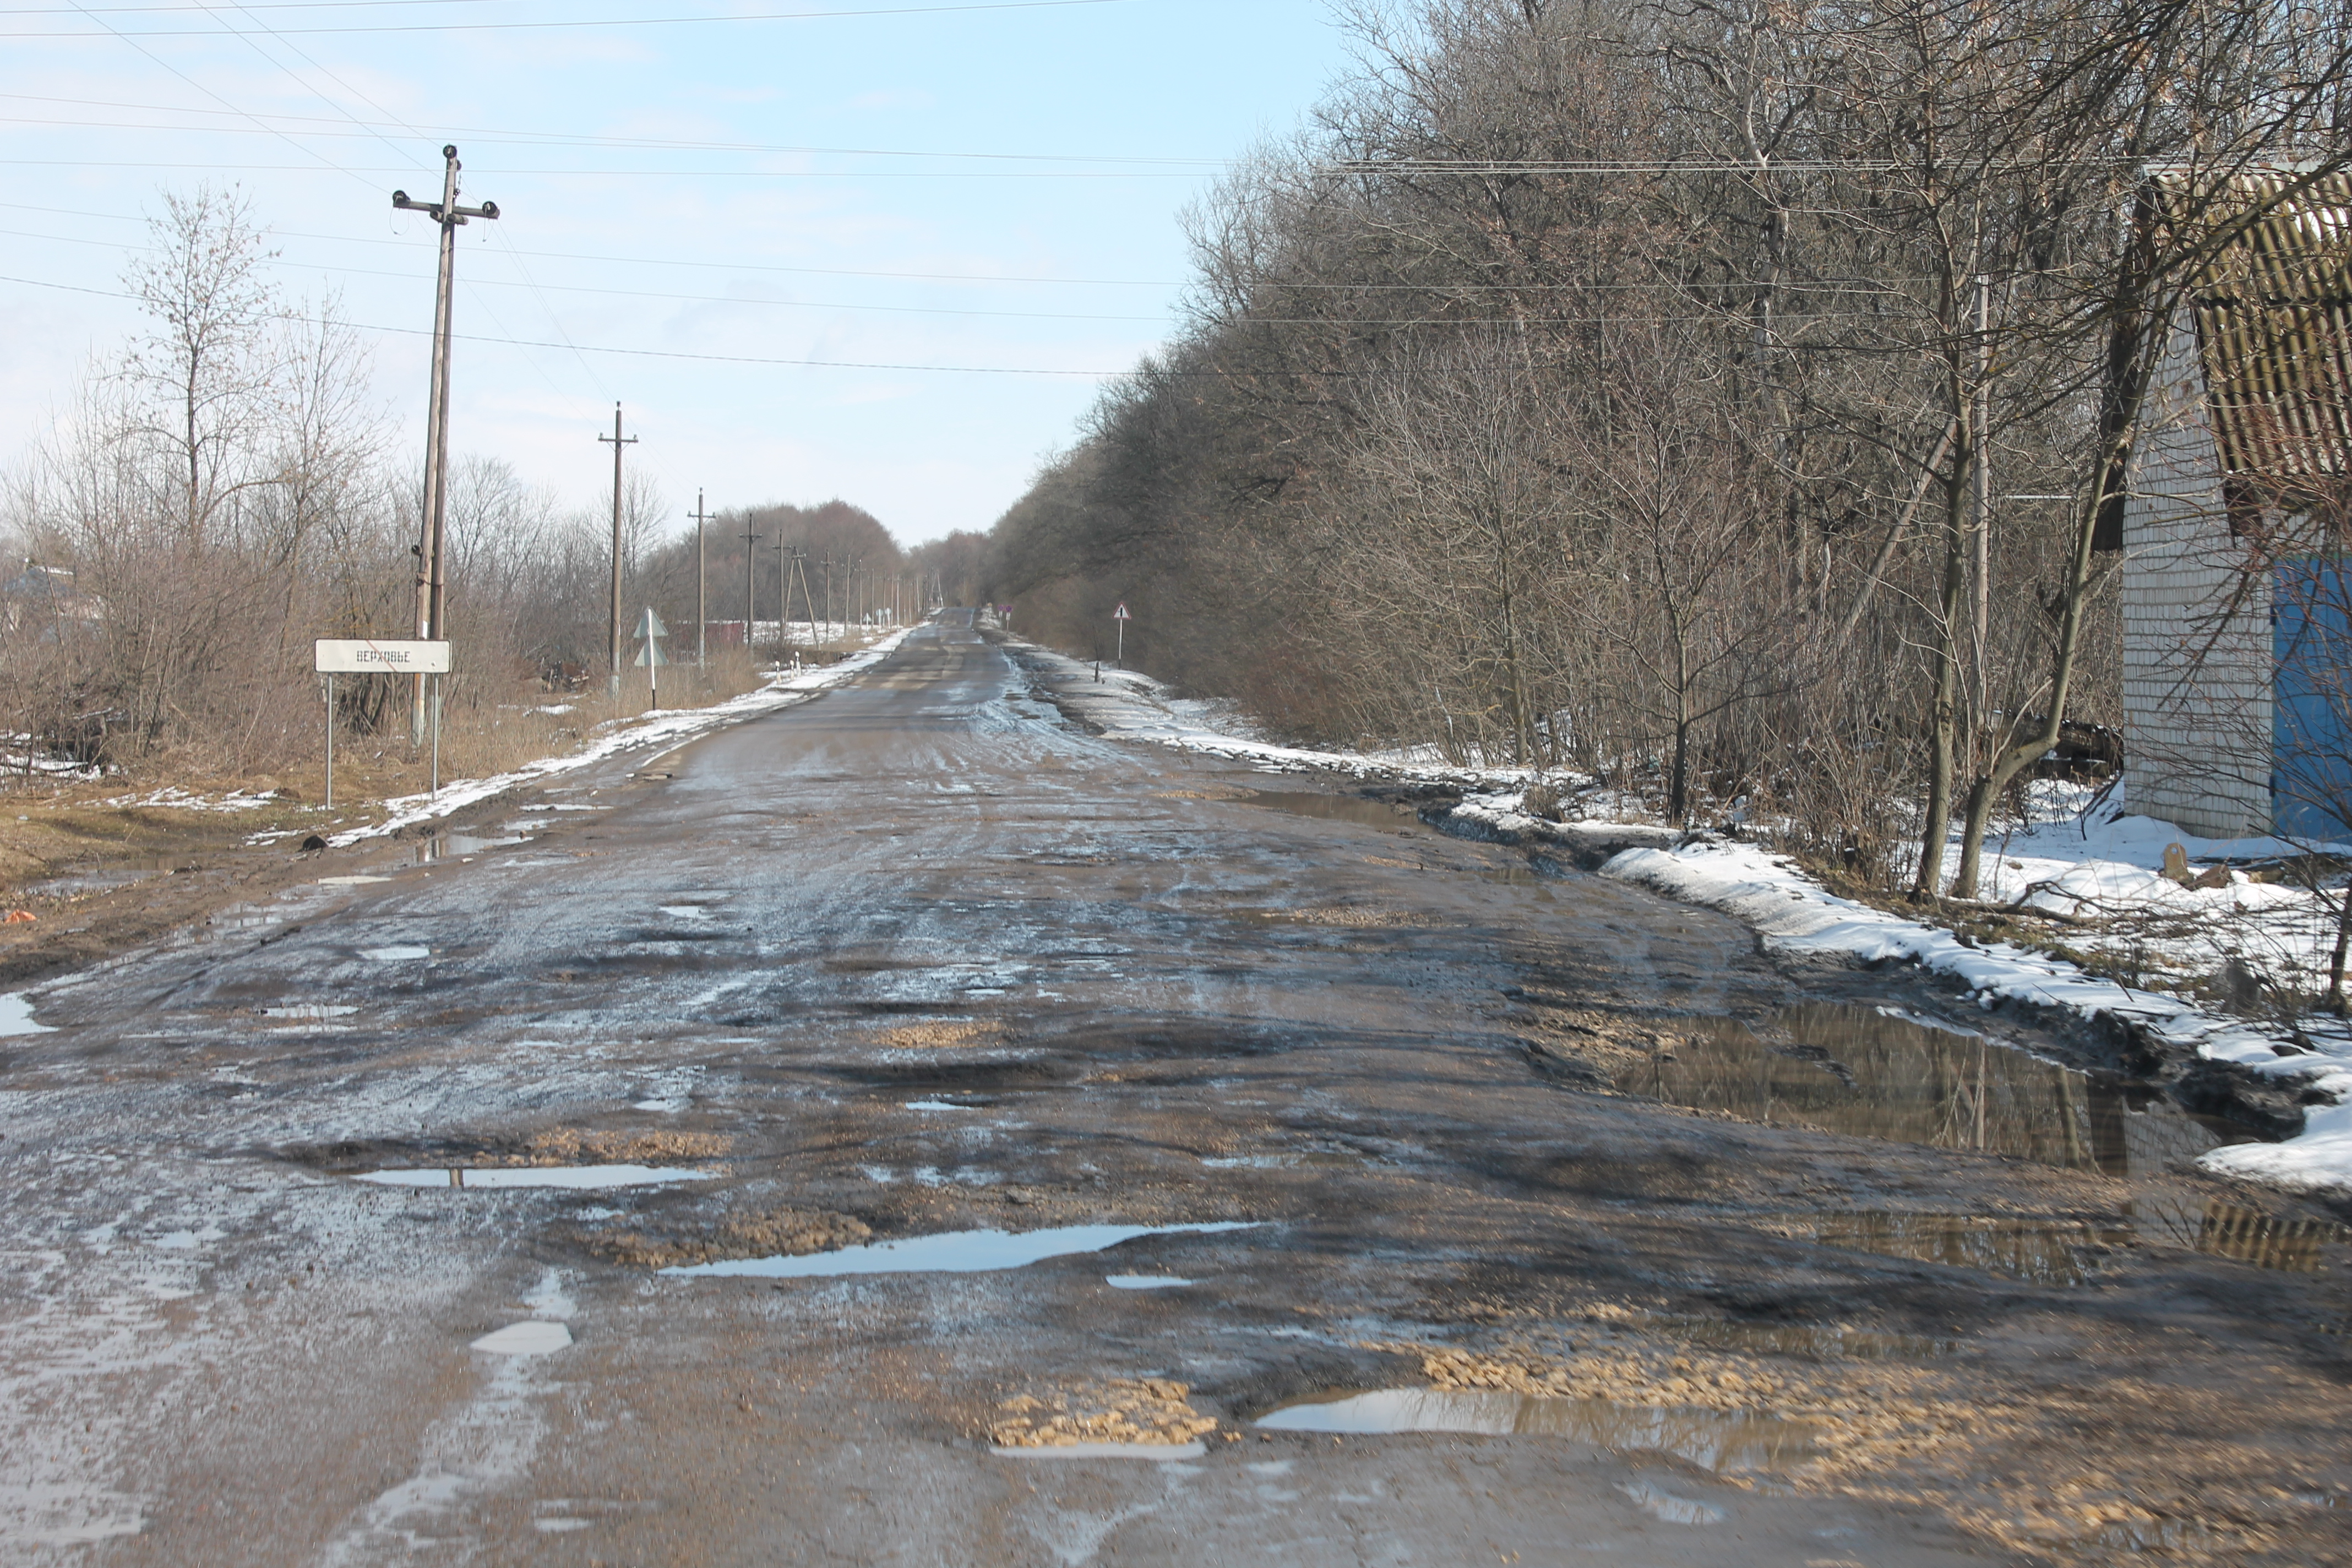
[1253, 1388, 1818, 1473]
[356, 1164, 720, 1190]
[661, 1220, 1260, 1280]
[1622, 1003, 2263, 1175]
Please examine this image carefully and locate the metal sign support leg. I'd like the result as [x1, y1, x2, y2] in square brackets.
[324, 673, 335, 810]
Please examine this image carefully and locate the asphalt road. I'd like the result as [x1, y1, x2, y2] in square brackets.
[2, 613, 2346, 1567]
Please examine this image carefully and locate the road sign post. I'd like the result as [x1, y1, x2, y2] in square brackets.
[316, 639, 453, 806]
[1113, 601, 1130, 668]
[634, 607, 669, 711]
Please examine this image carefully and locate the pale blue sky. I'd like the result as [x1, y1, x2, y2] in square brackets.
[2, 0, 1361, 543]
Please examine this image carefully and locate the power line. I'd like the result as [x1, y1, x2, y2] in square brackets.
[2, 0, 1130, 37]
[0, 1, 498, 12]
[0, 94, 1224, 166]
[0, 156, 1208, 178]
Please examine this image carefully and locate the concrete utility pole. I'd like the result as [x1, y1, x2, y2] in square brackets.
[598, 403, 638, 699]
[742, 524, 761, 658]
[689, 489, 711, 667]
[393, 143, 498, 744]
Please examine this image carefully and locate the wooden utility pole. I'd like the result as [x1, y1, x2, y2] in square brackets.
[597, 402, 638, 699]
[689, 489, 711, 667]
[392, 143, 498, 744]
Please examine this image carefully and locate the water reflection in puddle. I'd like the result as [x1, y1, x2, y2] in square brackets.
[1106, 1274, 1194, 1289]
[0, 993, 55, 1037]
[1630, 1313, 1957, 1360]
[1811, 1213, 2135, 1286]
[355, 1164, 715, 1190]
[409, 834, 530, 865]
[1620, 1004, 2261, 1176]
[1255, 1389, 1816, 1473]
[24, 859, 181, 897]
[663, 1221, 1259, 1279]
[1235, 790, 1419, 831]
[2132, 1197, 2352, 1273]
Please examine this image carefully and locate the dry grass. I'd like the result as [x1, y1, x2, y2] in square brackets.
[990, 1379, 1218, 1448]
[872, 1019, 1000, 1049]
[1282, 905, 1423, 928]
[481, 1129, 732, 1167]
[587, 1207, 871, 1269]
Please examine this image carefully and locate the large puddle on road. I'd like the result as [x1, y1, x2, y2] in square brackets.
[1235, 790, 1422, 832]
[0, 993, 55, 1037]
[662, 1221, 1259, 1279]
[1809, 1212, 2137, 1286]
[354, 1164, 717, 1190]
[1620, 1003, 2261, 1177]
[1255, 1389, 1817, 1473]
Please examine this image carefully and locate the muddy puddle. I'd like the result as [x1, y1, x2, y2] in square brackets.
[353, 1164, 717, 1190]
[1255, 1389, 1816, 1472]
[1235, 790, 1422, 832]
[408, 832, 531, 865]
[0, 993, 53, 1037]
[24, 858, 187, 897]
[663, 1221, 1259, 1280]
[1621, 1003, 2260, 1176]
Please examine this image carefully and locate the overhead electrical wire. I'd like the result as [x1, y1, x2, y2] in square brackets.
[2, 0, 1129, 37]
[0, 93, 1222, 165]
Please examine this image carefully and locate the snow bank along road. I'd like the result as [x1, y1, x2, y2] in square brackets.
[2, 614, 2346, 1566]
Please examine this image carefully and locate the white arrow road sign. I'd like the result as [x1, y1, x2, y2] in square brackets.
[315, 639, 451, 674]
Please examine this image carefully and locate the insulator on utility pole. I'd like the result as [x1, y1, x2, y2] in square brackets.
[598, 402, 638, 700]
[393, 143, 498, 745]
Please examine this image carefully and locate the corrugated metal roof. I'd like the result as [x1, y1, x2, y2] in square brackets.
[2164, 167, 2352, 487]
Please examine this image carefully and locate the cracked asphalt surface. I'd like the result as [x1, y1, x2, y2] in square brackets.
[2, 612, 2348, 1566]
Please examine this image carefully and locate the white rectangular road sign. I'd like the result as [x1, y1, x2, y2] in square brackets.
[315, 638, 452, 674]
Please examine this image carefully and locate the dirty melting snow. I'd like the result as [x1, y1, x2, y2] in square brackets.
[663, 1221, 1257, 1278]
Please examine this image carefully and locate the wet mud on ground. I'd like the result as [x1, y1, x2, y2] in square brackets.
[1, 615, 2348, 1566]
